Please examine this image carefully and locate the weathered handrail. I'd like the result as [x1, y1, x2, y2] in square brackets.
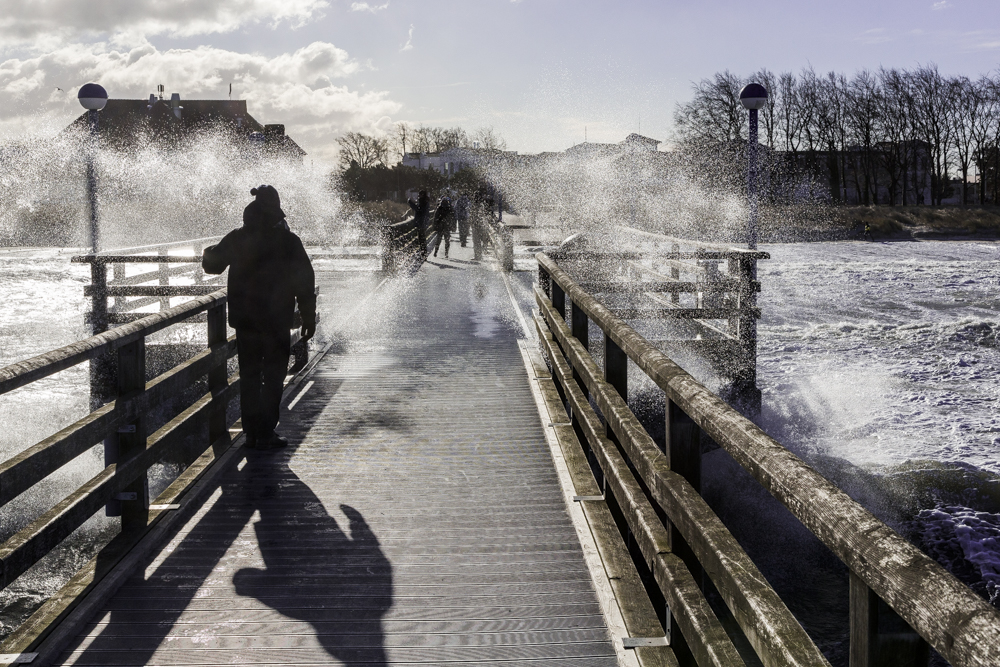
[537, 251, 1000, 667]
[0, 291, 226, 396]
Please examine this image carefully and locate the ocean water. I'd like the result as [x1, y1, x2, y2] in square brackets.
[754, 241, 1000, 618]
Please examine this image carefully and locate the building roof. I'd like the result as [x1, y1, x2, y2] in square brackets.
[66, 96, 306, 156]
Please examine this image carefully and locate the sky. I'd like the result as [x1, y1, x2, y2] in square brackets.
[0, 0, 997, 164]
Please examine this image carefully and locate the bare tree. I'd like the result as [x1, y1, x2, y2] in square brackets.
[750, 69, 779, 150]
[877, 68, 913, 205]
[911, 64, 956, 205]
[973, 75, 1000, 204]
[337, 132, 388, 170]
[845, 70, 882, 204]
[472, 126, 507, 151]
[673, 70, 746, 144]
[950, 76, 984, 206]
[393, 122, 412, 163]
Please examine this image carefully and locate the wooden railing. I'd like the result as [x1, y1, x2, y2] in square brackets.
[0, 291, 241, 658]
[71, 237, 224, 329]
[549, 227, 766, 403]
[535, 252, 1000, 667]
[382, 217, 426, 274]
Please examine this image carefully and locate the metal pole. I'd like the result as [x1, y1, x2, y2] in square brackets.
[87, 108, 99, 253]
[748, 107, 759, 250]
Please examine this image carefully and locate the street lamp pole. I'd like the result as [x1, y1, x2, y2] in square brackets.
[739, 83, 767, 250]
[78, 83, 108, 253]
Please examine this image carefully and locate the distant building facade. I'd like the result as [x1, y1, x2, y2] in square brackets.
[400, 146, 517, 176]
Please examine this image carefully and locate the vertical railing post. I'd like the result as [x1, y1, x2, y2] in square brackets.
[551, 282, 566, 323]
[90, 260, 108, 335]
[570, 299, 589, 359]
[158, 248, 170, 312]
[850, 571, 879, 667]
[192, 243, 203, 285]
[732, 253, 761, 416]
[569, 297, 597, 483]
[670, 243, 680, 304]
[112, 262, 124, 312]
[113, 337, 148, 530]
[538, 264, 551, 298]
[207, 301, 229, 452]
[604, 333, 627, 440]
[850, 571, 930, 667]
[89, 260, 113, 412]
[666, 398, 701, 582]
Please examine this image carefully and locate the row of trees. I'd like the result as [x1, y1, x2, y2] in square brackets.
[674, 65, 1000, 206]
[336, 124, 507, 171]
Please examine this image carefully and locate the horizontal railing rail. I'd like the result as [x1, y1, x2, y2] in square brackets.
[0, 292, 227, 396]
[536, 251, 1000, 667]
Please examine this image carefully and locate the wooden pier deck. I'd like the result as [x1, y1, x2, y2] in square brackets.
[52, 242, 618, 666]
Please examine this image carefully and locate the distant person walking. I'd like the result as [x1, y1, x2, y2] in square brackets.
[862, 222, 874, 242]
[432, 196, 455, 258]
[203, 185, 316, 450]
[471, 185, 492, 261]
[408, 190, 431, 255]
[455, 194, 471, 248]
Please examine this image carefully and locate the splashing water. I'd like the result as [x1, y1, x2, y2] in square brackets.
[0, 126, 351, 248]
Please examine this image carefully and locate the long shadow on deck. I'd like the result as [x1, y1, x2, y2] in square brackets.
[62, 378, 394, 666]
[233, 458, 393, 666]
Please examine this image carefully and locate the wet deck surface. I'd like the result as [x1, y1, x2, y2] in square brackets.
[55, 239, 617, 666]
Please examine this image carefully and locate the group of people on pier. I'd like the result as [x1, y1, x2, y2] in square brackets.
[407, 186, 496, 260]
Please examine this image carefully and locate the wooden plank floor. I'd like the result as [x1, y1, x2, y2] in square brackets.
[55, 239, 617, 666]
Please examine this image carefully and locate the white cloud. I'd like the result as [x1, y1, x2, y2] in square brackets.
[0, 41, 401, 162]
[350, 2, 388, 12]
[400, 24, 414, 51]
[0, 0, 328, 43]
[932, 1, 952, 9]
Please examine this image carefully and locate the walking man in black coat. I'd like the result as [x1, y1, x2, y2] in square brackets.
[203, 185, 316, 450]
[407, 190, 430, 255]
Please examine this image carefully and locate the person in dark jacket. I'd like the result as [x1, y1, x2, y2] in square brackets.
[407, 190, 430, 254]
[455, 194, 471, 247]
[431, 196, 454, 258]
[202, 185, 316, 450]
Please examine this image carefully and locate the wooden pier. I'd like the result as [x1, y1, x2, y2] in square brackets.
[0, 228, 998, 667]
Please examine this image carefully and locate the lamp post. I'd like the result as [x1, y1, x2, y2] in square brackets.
[739, 83, 767, 250]
[78, 83, 107, 253]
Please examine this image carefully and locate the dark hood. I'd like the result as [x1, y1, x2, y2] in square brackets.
[243, 199, 287, 230]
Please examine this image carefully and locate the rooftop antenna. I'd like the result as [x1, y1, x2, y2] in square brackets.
[229, 83, 232, 101]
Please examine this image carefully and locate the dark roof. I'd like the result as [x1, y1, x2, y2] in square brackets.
[621, 133, 661, 147]
[65, 98, 306, 156]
